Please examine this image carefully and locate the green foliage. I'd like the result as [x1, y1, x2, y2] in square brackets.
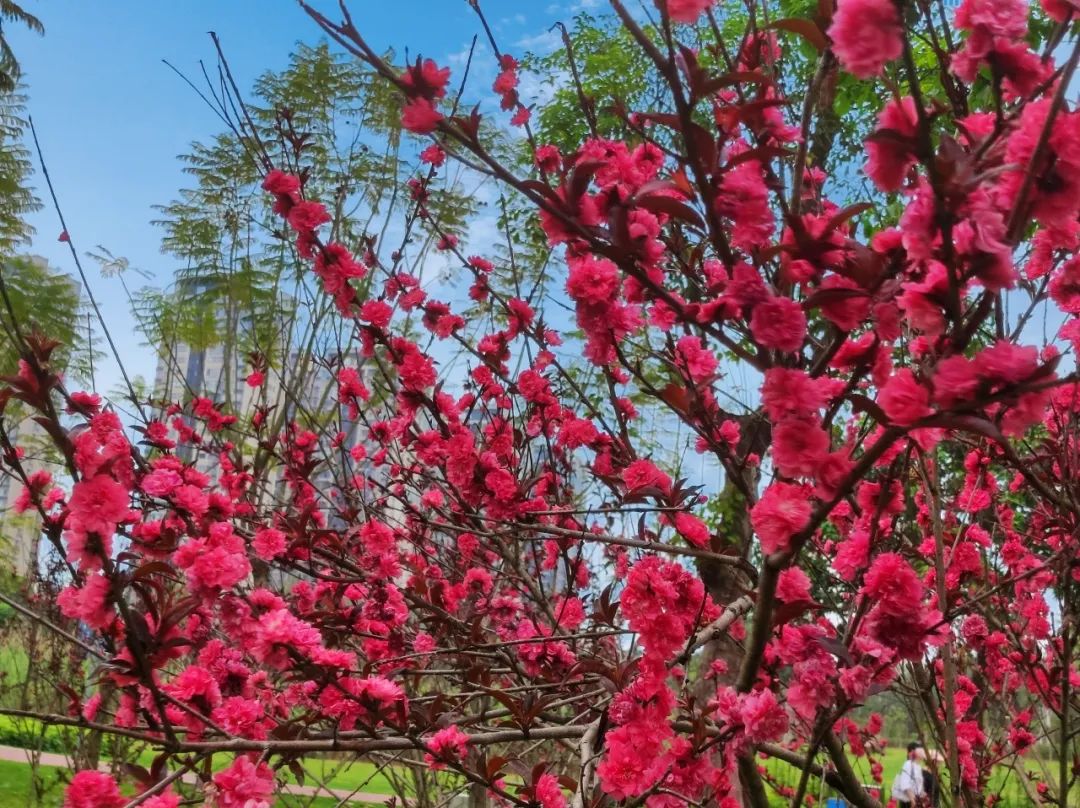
[0, 7, 41, 261]
[523, 14, 663, 156]
[0, 1, 42, 94]
[143, 43, 478, 393]
[0, 89, 40, 255]
[0, 255, 94, 380]
[0, 715, 69, 755]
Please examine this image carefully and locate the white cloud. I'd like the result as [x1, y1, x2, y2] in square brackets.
[446, 40, 489, 67]
[514, 28, 563, 54]
[519, 65, 565, 108]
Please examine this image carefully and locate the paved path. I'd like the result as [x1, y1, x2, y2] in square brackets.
[0, 742, 395, 804]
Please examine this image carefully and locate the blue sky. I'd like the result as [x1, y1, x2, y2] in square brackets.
[7, 0, 598, 396]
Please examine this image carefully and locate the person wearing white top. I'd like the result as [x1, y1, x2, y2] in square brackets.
[891, 742, 926, 808]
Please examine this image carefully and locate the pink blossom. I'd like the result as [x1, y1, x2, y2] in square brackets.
[248, 607, 324, 668]
[493, 54, 520, 110]
[675, 335, 718, 382]
[56, 574, 114, 629]
[534, 772, 567, 808]
[64, 771, 124, 808]
[816, 275, 871, 331]
[1001, 100, 1080, 228]
[401, 58, 451, 98]
[623, 458, 673, 495]
[597, 728, 669, 800]
[392, 338, 437, 391]
[173, 522, 251, 592]
[776, 566, 815, 605]
[141, 467, 183, 497]
[751, 482, 811, 555]
[360, 299, 393, 328]
[597, 672, 674, 799]
[878, 369, 932, 426]
[933, 354, 980, 408]
[956, 0, 1028, 38]
[67, 474, 130, 541]
[1049, 257, 1080, 314]
[973, 341, 1038, 385]
[262, 169, 300, 198]
[286, 200, 331, 233]
[714, 686, 789, 747]
[212, 697, 267, 739]
[772, 418, 830, 479]
[420, 144, 446, 166]
[252, 527, 287, 560]
[165, 664, 222, 713]
[834, 530, 870, 581]
[750, 296, 807, 353]
[14, 469, 53, 514]
[211, 756, 275, 808]
[828, 0, 903, 78]
[68, 391, 102, 414]
[566, 254, 620, 305]
[761, 368, 830, 421]
[141, 791, 181, 808]
[861, 552, 923, 614]
[338, 366, 371, 417]
[865, 97, 919, 192]
[401, 98, 442, 134]
[622, 557, 708, 660]
[716, 159, 775, 251]
[425, 725, 469, 769]
[673, 511, 711, 547]
[814, 450, 855, 500]
[663, 0, 715, 22]
[739, 687, 790, 742]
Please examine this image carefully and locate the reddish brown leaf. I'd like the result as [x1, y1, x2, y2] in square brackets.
[671, 167, 695, 197]
[803, 286, 870, 309]
[696, 70, 768, 99]
[635, 195, 706, 229]
[660, 382, 692, 415]
[825, 202, 873, 234]
[767, 18, 828, 52]
[849, 393, 889, 425]
[520, 179, 560, 203]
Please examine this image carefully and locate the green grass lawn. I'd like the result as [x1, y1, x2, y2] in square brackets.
[0, 758, 64, 808]
[288, 756, 396, 795]
[125, 748, 397, 795]
[0, 715, 396, 796]
[0, 757, 383, 808]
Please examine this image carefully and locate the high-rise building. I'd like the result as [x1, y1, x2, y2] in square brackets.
[0, 256, 81, 579]
[0, 413, 60, 578]
[151, 323, 363, 503]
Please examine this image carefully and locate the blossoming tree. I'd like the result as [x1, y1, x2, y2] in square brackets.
[13, 0, 1080, 806]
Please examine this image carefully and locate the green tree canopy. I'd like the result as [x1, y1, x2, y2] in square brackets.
[0, 0, 42, 93]
[0, 255, 93, 380]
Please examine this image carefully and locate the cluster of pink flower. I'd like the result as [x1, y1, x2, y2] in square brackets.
[38, 0, 1080, 805]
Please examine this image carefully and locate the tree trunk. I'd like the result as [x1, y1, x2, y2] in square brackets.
[694, 413, 769, 698]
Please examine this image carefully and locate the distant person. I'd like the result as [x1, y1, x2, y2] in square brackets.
[890, 741, 925, 808]
[917, 747, 943, 807]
